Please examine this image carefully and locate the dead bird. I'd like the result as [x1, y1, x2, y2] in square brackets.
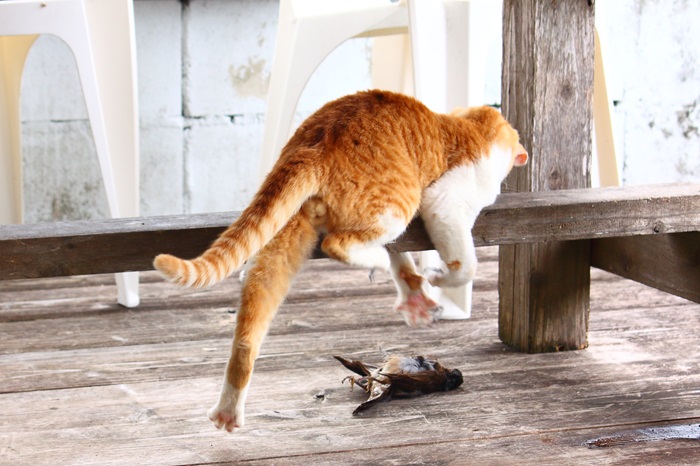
[334, 355, 463, 415]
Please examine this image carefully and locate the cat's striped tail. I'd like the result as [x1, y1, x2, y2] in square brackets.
[153, 158, 319, 288]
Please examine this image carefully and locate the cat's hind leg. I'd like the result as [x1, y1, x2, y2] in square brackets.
[208, 210, 318, 432]
[321, 210, 408, 272]
[389, 252, 440, 327]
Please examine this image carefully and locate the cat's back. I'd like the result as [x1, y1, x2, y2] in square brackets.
[286, 90, 439, 155]
[279, 90, 448, 199]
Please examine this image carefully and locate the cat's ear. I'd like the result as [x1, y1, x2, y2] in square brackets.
[514, 144, 528, 166]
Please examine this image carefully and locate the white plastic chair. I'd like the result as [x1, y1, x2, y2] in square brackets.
[262, 0, 501, 319]
[0, 0, 140, 307]
[261, 0, 502, 174]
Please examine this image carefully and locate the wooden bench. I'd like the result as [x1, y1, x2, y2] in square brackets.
[2, 182, 698, 351]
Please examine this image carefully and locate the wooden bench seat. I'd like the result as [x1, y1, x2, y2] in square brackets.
[2, 182, 698, 351]
[1, 183, 697, 285]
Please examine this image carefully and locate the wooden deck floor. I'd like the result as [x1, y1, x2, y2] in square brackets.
[1, 247, 699, 465]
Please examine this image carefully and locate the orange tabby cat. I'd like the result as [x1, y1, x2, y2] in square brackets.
[154, 90, 528, 432]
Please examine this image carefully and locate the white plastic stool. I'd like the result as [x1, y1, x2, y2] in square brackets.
[262, 0, 500, 319]
[0, 0, 140, 307]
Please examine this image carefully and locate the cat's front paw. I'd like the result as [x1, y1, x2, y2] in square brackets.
[208, 401, 244, 432]
[395, 293, 440, 327]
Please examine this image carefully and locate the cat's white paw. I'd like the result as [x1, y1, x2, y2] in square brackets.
[208, 402, 243, 432]
[395, 292, 440, 327]
[208, 383, 247, 433]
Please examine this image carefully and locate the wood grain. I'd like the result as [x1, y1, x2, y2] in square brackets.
[498, 0, 595, 353]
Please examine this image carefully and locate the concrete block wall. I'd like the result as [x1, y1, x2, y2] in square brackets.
[19, 0, 372, 222]
[15, 0, 700, 223]
[136, 0, 184, 217]
[596, 0, 700, 186]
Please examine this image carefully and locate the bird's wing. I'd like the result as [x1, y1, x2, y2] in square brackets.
[382, 371, 447, 395]
[352, 382, 393, 415]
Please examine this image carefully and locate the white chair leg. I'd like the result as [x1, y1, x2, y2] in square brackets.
[55, 0, 140, 307]
[409, 0, 476, 319]
[593, 27, 620, 187]
[261, 0, 332, 178]
[407, 0, 500, 318]
[83, 0, 140, 218]
[443, 0, 499, 315]
[407, 0, 448, 111]
[446, 0, 501, 109]
[371, 34, 413, 94]
[115, 272, 140, 308]
[85, 0, 140, 307]
[0, 35, 36, 225]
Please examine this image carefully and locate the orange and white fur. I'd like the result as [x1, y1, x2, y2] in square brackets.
[153, 90, 528, 432]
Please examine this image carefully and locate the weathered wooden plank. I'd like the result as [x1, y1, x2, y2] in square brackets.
[0, 261, 395, 323]
[242, 420, 700, 466]
[0, 370, 697, 464]
[474, 182, 700, 245]
[592, 232, 700, 304]
[1, 250, 700, 464]
[1, 355, 699, 464]
[0, 213, 235, 280]
[2, 255, 692, 352]
[0, 256, 695, 396]
[1, 183, 698, 280]
[3, 184, 697, 244]
[2, 299, 698, 394]
[498, 0, 595, 353]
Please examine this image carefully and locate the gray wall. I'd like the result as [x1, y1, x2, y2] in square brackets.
[17, 0, 700, 223]
[597, 0, 700, 186]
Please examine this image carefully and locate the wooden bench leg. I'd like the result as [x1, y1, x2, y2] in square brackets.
[499, 0, 595, 353]
[499, 241, 591, 353]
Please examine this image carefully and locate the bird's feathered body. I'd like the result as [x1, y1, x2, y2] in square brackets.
[334, 355, 463, 414]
